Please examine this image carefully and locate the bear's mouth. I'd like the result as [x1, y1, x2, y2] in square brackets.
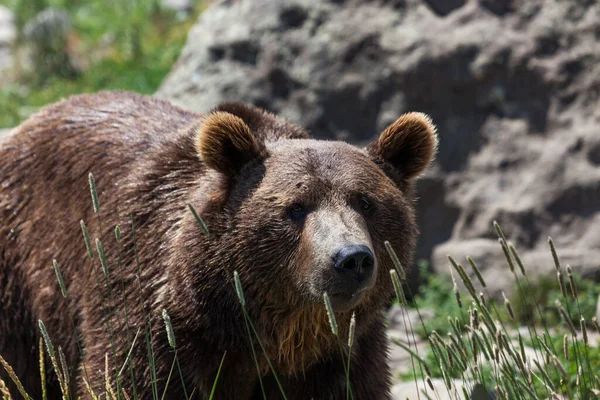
[327, 287, 369, 311]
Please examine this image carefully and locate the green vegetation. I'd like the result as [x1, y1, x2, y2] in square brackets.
[395, 233, 600, 399]
[405, 258, 600, 338]
[0, 0, 206, 128]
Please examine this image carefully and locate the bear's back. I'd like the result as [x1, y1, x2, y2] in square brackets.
[0, 91, 198, 366]
[0, 91, 196, 245]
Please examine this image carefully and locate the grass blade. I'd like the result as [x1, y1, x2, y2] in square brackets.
[208, 352, 227, 400]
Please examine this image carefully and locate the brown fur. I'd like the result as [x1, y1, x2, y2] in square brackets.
[368, 112, 438, 180]
[196, 112, 267, 174]
[0, 91, 436, 399]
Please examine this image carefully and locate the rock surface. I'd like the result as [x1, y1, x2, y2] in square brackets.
[158, 0, 600, 295]
[0, 6, 16, 76]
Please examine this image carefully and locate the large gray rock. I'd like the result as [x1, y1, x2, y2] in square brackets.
[0, 6, 16, 75]
[158, 0, 600, 295]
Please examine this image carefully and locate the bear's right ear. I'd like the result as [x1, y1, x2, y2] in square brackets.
[367, 112, 438, 180]
[195, 111, 267, 175]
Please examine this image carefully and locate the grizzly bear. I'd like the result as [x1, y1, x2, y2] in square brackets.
[0, 91, 437, 399]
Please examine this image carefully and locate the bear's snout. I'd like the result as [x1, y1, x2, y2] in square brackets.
[327, 244, 377, 310]
[333, 244, 375, 280]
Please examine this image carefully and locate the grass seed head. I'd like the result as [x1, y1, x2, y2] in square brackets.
[83, 376, 99, 400]
[348, 312, 356, 349]
[426, 376, 434, 391]
[38, 320, 67, 395]
[508, 243, 526, 275]
[498, 238, 515, 273]
[557, 271, 567, 298]
[470, 307, 479, 330]
[580, 317, 588, 345]
[88, 172, 99, 213]
[0, 354, 31, 400]
[38, 320, 55, 359]
[52, 259, 67, 298]
[233, 271, 246, 307]
[105, 353, 116, 400]
[502, 291, 515, 320]
[493, 344, 500, 362]
[0, 376, 10, 400]
[466, 256, 486, 288]
[58, 346, 70, 389]
[390, 269, 406, 305]
[95, 238, 108, 277]
[493, 221, 506, 241]
[384, 241, 406, 280]
[453, 281, 462, 309]
[566, 265, 577, 298]
[80, 219, 94, 259]
[323, 292, 338, 336]
[548, 237, 561, 272]
[518, 333, 526, 364]
[552, 355, 568, 378]
[39, 337, 46, 400]
[162, 309, 176, 349]
[555, 300, 577, 337]
[448, 255, 477, 299]
[471, 332, 478, 362]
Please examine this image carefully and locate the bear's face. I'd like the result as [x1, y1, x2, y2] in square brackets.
[195, 105, 437, 312]
[239, 141, 416, 311]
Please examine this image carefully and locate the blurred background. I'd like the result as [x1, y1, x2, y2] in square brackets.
[1, 0, 599, 309]
[0, 0, 207, 129]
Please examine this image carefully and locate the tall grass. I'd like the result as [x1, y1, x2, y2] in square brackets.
[393, 225, 600, 399]
[0, 173, 598, 399]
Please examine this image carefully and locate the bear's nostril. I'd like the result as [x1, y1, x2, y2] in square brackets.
[342, 258, 357, 270]
[333, 244, 375, 273]
[362, 255, 374, 269]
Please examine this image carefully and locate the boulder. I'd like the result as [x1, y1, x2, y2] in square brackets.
[158, 0, 600, 295]
[0, 6, 16, 75]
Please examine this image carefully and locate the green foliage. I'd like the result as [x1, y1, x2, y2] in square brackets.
[396, 233, 600, 399]
[408, 259, 599, 338]
[408, 264, 467, 337]
[0, 0, 204, 128]
[511, 273, 600, 328]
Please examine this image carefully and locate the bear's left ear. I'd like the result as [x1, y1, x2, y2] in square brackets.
[367, 112, 438, 180]
[195, 111, 267, 176]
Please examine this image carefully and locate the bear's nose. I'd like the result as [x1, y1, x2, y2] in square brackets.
[333, 244, 375, 276]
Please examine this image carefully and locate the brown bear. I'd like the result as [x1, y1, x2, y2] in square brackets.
[0, 91, 437, 399]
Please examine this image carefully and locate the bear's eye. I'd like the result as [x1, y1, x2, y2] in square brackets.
[359, 197, 374, 215]
[288, 203, 309, 221]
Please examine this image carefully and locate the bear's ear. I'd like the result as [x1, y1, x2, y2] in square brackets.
[367, 112, 438, 180]
[195, 111, 267, 175]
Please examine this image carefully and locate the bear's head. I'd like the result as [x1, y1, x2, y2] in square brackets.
[192, 103, 437, 318]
